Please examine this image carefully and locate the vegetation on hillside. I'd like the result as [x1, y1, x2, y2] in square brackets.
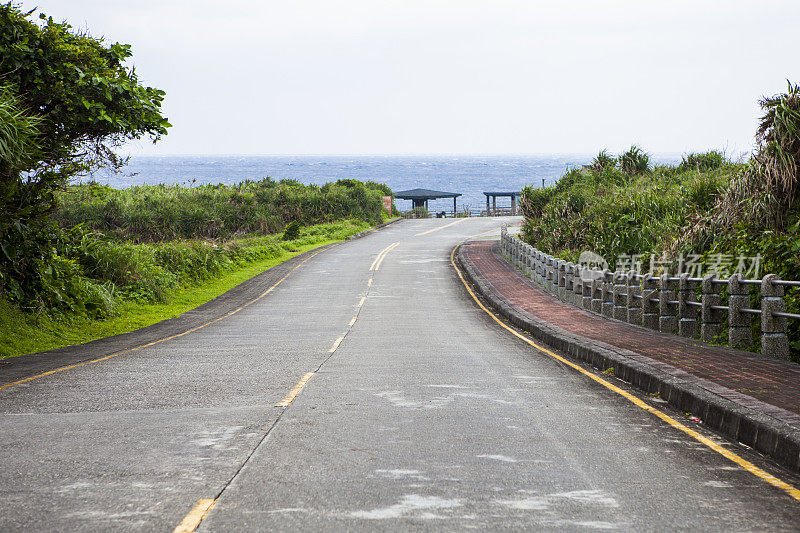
[519, 82, 800, 359]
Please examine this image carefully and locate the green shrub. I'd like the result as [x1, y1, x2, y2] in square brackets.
[682, 173, 724, 211]
[590, 149, 616, 172]
[519, 185, 554, 219]
[283, 221, 302, 241]
[619, 145, 650, 175]
[680, 150, 726, 172]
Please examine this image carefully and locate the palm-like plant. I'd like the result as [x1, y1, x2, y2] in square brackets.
[0, 86, 40, 173]
[0, 87, 42, 229]
[619, 145, 650, 175]
[591, 149, 616, 172]
[754, 80, 800, 224]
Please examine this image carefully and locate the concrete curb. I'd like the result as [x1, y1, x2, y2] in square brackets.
[456, 241, 800, 474]
[346, 217, 403, 240]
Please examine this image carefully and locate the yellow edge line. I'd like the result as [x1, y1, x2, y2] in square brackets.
[174, 498, 217, 533]
[358, 296, 367, 308]
[450, 243, 800, 503]
[415, 218, 466, 236]
[0, 245, 336, 393]
[367, 278, 373, 287]
[374, 242, 400, 271]
[348, 317, 358, 327]
[276, 372, 316, 407]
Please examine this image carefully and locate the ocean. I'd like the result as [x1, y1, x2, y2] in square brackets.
[88, 154, 682, 213]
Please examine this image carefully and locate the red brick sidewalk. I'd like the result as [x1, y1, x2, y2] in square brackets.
[462, 240, 800, 424]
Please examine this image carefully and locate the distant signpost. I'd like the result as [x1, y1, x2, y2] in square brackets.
[382, 196, 392, 212]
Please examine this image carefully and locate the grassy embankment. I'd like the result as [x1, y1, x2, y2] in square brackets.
[1, 179, 393, 358]
[519, 149, 800, 360]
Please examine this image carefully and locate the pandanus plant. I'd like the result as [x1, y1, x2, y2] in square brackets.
[754, 80, 800, 226]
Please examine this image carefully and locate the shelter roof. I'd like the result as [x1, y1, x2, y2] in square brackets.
[483, 191, 522, 196]
[393, 188, 462, 200]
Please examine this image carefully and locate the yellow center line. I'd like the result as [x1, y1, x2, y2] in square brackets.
[174, 498, 217, 533]
[370, 242, 400, 271]
[450, 242, 800, 503]
[328, 337, 344, 353]
[369, 242, 397, 270]
[0, 245, 336, 393]
[374, 242, 400, 271]
[367, 278, 373, 287]
[276, 372, 316, 407]
[348, 317, 358, 327]
[358, 296, 367, 308]
[415, 217, 467, 236]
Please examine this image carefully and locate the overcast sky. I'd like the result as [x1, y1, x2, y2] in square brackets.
[20, 0, 800, 156]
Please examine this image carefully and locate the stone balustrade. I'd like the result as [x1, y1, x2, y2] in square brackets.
[500, 226, 800, 360]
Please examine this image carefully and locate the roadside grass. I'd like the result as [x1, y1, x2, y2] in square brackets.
[0, 224, 370, 359]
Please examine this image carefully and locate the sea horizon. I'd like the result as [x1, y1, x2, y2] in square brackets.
[87, 153, 685, 212]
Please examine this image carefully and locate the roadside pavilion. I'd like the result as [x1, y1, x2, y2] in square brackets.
[393, 188, 461, 214]
[484, 191, 522, 216]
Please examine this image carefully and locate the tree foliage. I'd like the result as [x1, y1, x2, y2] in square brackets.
[0, 2, 169, 310]
[0, 2, 169, 226]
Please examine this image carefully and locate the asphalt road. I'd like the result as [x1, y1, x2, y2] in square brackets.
[2, 218, 800, 531]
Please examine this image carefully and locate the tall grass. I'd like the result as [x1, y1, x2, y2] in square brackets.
[55, 178, 391, 241]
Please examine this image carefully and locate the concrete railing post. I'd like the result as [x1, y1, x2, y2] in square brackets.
[678, 273, 698, 338]
[565, 263, 574, 304]
[526, 245, 533, 278]
[728, 273, 751, 349]
[591, 274, 603, 314]
[659, 274, 677, 334]
[573, 264, 583, 307]
[558, 261, 567, 300]
[540, 254, 546, 289]
[542, 253, 550, 290]
[582, 270, 594, 309]
[547, 256, 555, 294]
[551, 258, 559, 295]
[627, 272, 642, 325]
[613, 271, 627, 321]
[701, 274, 722, 343]
[642, 274, 659, 330]
[602, 271, 614, 317]
[539, 253, 546, 286]
[761, 274, 790, 359]
[537, 252, 544, 284]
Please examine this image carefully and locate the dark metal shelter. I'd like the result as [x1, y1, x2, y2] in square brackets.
[484, 191, 521, 216]
[394, 188, 461, 213]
